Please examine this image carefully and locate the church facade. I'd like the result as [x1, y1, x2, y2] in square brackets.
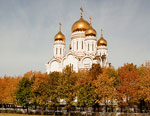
[46, 8, 109, 74]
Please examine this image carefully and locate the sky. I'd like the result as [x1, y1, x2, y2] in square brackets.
[0, 0, 150, 77]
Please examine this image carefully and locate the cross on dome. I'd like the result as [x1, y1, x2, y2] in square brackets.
[59, 22, 61, 31]
[101, 28, 103, 37]
[90, 16, 92, 26]
[80, 6, 83, 18]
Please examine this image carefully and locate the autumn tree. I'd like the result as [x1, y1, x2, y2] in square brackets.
[89, 64, 102, 80]
[0, 76, 21, 107]
[94, 67, 117, 114]
[76, 70, 96, 116]
[46, 72, 60, 115]
[31, 72, 48, 109]
[15, 77, 34, 113]
[107, 67, 119, 86]
[0, 78, 2, 104]
[117, 63, 139, 111]
[57, 65, 77, 116]
[32, 72, 60, 115]
[137, 64, 150, 112]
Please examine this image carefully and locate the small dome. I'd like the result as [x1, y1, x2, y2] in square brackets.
[85, 26, 96, 36]
[54, 31, 65, 42]
[97, 29, 107, 46]
[85, 17, 96, 36]
[54, 23, 65, 42]
[97, 37, 107, 46]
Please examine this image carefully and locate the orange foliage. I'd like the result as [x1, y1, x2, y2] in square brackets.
[76, 70, 90, 85]
[117, 63, 139, 106]
[138, 65, 150, 102]
[31, 72, 48, 105]
[0, 76, 21, 104]
[94, 68, 117, 104]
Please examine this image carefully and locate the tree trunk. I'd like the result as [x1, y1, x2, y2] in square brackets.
[13, 105, 16, 113]
[26, 105, 29, 114]
[121, 105, 123, 112]
[67, 108, 70, 116]
[53, 106, 56, 116]
[68, 111, 71, 116]
[102, 105, 106, 116]
[111, 105, 113, 112]
[86, 106, 88, 116]
[106, 105, 108, 112]
[53, 112, 55, 116]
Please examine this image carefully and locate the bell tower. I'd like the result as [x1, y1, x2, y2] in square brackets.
[85, 17, 97, 56]
[53, 23, 66, 58]
[97, 29, 109, 67]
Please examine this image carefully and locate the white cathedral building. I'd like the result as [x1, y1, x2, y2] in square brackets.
[46, 8, 109, 74]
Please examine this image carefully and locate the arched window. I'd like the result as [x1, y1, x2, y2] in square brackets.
[77, 41, 78, 50]
[88, 44, 89, 51]
[82, 41, 83, 49]
[92, 43, 94, 51]
[60, 48, 61, 55]
[73, 41, 74, 51]
[56, 48, 58, 55]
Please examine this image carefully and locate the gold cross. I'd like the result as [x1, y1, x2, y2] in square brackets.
[59, 22, 61, 31]
[80, 6, 83, 17]
[101, 28, 103, 37]
[90, 16, 92, 25]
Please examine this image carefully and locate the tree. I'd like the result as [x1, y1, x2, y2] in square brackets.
[117, 63, 139, 111]
[137, 64, 150, 112]
[107, 67, 119, 86]
[32, 72, 48, 110]
[32, 72, 60, 115]
[0, 76, 21, 106]
[15, 77, 34, 113]
[57, 65, 77, 116]
[94, 68, 117, 115]
[76, 70, 96, 116]
[89, 64, 102, 80]
[46, 72, 60, 115]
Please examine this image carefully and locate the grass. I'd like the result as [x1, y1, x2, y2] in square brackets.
[0, 113, 149, 116]
[0, 113, 45, 116]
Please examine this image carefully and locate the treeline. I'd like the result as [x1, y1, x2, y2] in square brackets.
[0, 63, 150, 115]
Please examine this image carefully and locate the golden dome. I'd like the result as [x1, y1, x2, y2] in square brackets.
[72, 7, 90, 32]
[54, 23, 65, 42]
[97, 29, 107, 46]
[54, 31, 65, 41]
[85, 17, 97, 36]
[97, 37, 107, 46]
[85, 27, 97, 36]
[72, 17, 90, 32]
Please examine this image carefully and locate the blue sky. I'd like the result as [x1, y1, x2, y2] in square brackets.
[0, 0, 150, 77]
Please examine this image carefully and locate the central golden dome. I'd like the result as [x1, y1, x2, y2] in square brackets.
[72, 17, 90, 32]
[72, 7, 90, 32]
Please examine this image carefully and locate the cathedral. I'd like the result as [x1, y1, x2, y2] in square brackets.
[46, 8, 109, 74]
